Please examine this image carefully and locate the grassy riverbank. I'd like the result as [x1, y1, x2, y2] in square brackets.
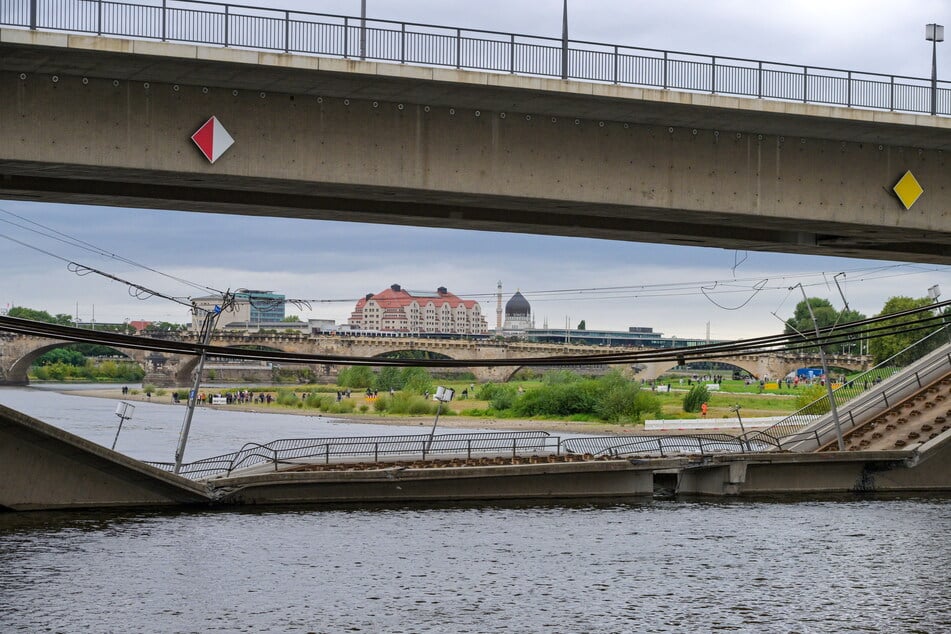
[69, 377, 808, 436]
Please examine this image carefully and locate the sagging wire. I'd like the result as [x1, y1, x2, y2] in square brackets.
[66, 262, 195, 309]
[2, 231, 195, 310]
[731, 250, 748, 277]
[700, 279, 768, 310]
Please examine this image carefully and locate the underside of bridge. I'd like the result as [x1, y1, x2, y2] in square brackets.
[2, 29, 951, 263]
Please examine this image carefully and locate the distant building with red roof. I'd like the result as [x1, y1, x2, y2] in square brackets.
[128, 320, 152, 333]
[349, 284, 488, 335]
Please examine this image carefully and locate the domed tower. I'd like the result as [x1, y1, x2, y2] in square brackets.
[503, 290, 533, 333]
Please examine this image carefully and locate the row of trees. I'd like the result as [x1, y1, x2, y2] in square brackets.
[6, 306, 186, 334]
[337, 365, 435, 395]
[31, 359, 145, 382]
[784, 295, 949, 364]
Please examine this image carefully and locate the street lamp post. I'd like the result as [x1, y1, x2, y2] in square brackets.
[729, 404, 748, 451]
[111, 401, 135, 451]
[359, 0, 367, 60]
[425, 386, 455, 454]
[561, 0, 568, 80]
[927, 23, 944, 115]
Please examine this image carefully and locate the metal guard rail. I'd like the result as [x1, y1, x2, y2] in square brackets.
[3, 0, 949, 116]
[759, 347, 951, 452]
[146, 430, 558, 479]
[562, 433, 777, 458]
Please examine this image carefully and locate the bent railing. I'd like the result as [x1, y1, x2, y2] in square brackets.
[2, 0, 949, 116]
[146, 430, 558, 479]
[747, 331, 951, 451]
[562, 433, 777, 458]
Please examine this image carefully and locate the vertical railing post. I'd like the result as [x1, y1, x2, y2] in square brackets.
[467, 439, 471, 460]
[509, 33, 515, 73]
[613, 45, 619, 84]
[161, 0, 167, 41]
[847, 70, 852, 107]
[284, 11, 289, 53]
[325, 443, 330, 464]
[757, 61, 762, 98]
[29, 0, 36, 29]
[512, 437, 517, 459]
[802, 66, 808, 102]
[343, 17, 349, 58]
[400, 22, 405, 63]
[97, 0, 102, 36]
[455, 28, 461, 69]
[890, 75, 895, 111]
[374, 442, 378, 463]
[223, 4, 229, 47]
[662, 51, 668, 89]
[711, 56, 716, 93]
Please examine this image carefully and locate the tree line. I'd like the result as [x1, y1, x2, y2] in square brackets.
[783, 295, 950, 364]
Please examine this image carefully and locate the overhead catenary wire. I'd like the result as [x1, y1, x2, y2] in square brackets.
[0, 232, 199, 311]
[2, 209, 944, 319]
[0, 206, 223, 296]
[2, 299, 948, 369]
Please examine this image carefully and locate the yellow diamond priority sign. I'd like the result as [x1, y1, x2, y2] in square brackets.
[893, 170, 923, 210]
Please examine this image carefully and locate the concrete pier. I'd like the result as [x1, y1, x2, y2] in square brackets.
[675, 433, 951, 496]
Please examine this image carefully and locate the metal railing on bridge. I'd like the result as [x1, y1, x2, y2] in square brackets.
[147, 430, 560, 479]
[746, 329, 951, 451]
[146, 429, 767, 479]
[3, 0, 949, 116]
[562, 434, 777, 458]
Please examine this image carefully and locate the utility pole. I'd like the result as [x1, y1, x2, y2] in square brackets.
[793, 284, 845, 450]
[174, 292, 230, 474]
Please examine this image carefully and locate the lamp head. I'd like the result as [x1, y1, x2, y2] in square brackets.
[926, 24, 945, 42]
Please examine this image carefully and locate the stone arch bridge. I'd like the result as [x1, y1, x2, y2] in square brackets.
[0, 332, 870, 386]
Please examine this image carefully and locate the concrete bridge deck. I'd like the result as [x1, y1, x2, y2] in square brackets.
[2, 27, 951, 263]
[2, 399, 948, 511]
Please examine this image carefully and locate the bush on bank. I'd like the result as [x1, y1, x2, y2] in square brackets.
[682, 384, 710, 413]
[478, 371, 660, 424]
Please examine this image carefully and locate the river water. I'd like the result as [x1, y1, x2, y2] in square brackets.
[1, 387, 950, 633]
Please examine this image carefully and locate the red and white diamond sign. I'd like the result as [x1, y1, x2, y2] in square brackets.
[191, 116, 234, 164]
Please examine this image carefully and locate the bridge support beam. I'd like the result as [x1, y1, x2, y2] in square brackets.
[0, 403, 210, 510]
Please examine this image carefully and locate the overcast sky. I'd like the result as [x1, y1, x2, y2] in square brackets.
[1, 0, 949, 340]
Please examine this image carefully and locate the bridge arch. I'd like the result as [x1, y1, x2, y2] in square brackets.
[173, 344, 291, 386]
[5, 341, 138, 385]
[372, 348, 456, 361]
